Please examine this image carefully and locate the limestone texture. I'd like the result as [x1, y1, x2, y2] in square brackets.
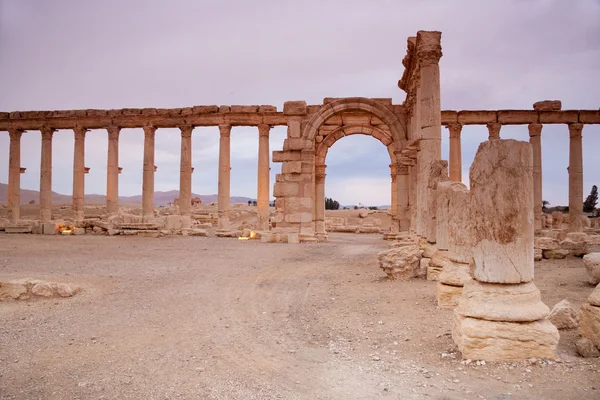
[548, 299, 579, 330]
[456, 281, 550, 323]
[452, 314, 559, 361]
[588, 283, 600, 307]
[377, 245, 421, 280]
[583, 253, 600, 285]
[579, 303, 600, 349]
[575, 337, 600, 358]
[534, 237, 558, 251]
[436, 282, 463, 309]
[559, 238, 588, 257]
[469, 140, 534, 284]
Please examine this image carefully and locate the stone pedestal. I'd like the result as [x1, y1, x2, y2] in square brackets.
[452, 139, 558, 361]
[257, 124, 271, 231]
[568, 123, 584, 232]
[72, 127, 87, 222]
[7, 129, 23, 223]
[217, 124, 232, 234]
[179, 126, 193, 217]
[529, 124, 543, 231]
[142, 126, 156, 222]
[39, 127, 55, 222]
[106, 127, 120, 215]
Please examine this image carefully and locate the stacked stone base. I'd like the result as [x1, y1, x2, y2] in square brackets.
[431, 250, 472, 308]
[453, 314, 559, 361]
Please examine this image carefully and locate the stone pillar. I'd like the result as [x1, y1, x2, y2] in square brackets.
[106, 127, 120, 215]
[487, 123, 501, 141]
[528, 124, 543, 231]
[397, 161, 411, 232]
[415, 31, 442, 238]
[568, 123, 584, 232]
[315, 165, 327, 238]
[7, 129, 24, 223]
[389, 164, 398, 233]
[39, 127, 55, 222]
[452, 139, 558, 361]
[179, 125, 193, 218]
[447, 123, 462, 182]
[72, 127, 87, 222]
[142, 125, 156, 222]
[217, 124, 232, 233]
[257, 124, 271, 231]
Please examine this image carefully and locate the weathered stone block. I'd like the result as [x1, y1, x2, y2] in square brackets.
[377, 245, 421, 280]
[230, 105, 259, 113]
[457, 110, 497, 125]
[579, 303, 600, 349]
[538, 110, 578, 124]
[441, 110, 458, 125]
[497, 110, 538, 124]
[283, 101, 307, 116]
[533, 100, 562, 111]
[436, 283, 463, 309]
[583, 253, 600, 285]
[452, 314, 559, 361]
[273, 182, 299, 197]
[43, 222, 57, 235]
[548, 299, 578, 330]
[579, 110, 600, 124]
[282, 161, 302, 174]
[272, 150, 301, 163]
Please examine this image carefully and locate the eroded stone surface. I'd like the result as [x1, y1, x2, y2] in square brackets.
[452, 314, 559, 361]
[438, 260, 472, 287]
[456, 281, 550, 322]
[579, 303, 600, 349]
[583, 253, 600, 285]
[469, 140, 534, 284]
[436, 282, 463, 309]
[588, 283, 600, 307]
[575, 337, 600, 358]
[548, 299, 579, 330]
[377, 245, 421, 280]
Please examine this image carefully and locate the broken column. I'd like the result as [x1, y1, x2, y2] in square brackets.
[447, 123, 462, 182]
[39, 127, 56, 222]
[568, 123, 584, 232]
[257, 124, 271, 231]
[106, 126, 120, 215]
[7, 129, 23, 223]
[528, 124, 543, 231]
[72, 127, 87, 222]
[434, 181, 473, 308]
[452, 139, 559, 361]
[217, 124, 232, 234]
[142, 125, 156, 222]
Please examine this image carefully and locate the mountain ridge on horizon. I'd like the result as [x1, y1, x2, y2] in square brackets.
[0, 183, 254, 206]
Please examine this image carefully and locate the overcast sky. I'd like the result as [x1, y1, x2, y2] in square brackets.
[1, 0, 599, 206]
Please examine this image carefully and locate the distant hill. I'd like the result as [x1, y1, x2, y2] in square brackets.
[0, 183, 254, 206]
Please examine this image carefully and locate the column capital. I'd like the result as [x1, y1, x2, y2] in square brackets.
[107, 126, 121, 139]
[416, 31, 442, 67]
[258, 124, 271, 137]
[487, 123, 501, 140]
[8, 128, 24, 140]
[446, 123, 462, 138]
[219, 124, 232, 137]
[143, 125, 156, 139]
[73, 126, 88, 139]
[179, 125, 193, 138]
[40, 127, 56, 138]
[568, 123, 583, 138]
[528, 123, 543, 137]
[315, 164, 327, 175]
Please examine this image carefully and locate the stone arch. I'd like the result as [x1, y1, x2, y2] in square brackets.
[303, 97, 407, 144]
[315, 124, 395, 165]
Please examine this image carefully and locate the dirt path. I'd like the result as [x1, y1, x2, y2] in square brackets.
[0, 233, 598, 399]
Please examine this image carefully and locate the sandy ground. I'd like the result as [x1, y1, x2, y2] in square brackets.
[0, 233, 598, 400]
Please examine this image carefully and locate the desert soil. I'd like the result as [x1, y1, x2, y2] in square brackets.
[0, 233, 598, 400]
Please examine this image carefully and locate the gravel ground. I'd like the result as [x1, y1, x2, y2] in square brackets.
[0, 232, 598, 400]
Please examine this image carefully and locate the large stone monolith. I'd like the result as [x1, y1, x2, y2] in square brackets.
[452, 139, 558, 361]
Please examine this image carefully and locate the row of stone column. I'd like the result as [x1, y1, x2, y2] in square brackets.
[444, 122, 586, 232]
[6, 124, 272, 231]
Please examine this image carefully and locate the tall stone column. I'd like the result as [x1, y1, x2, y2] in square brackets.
[528, 124, 543, 231]
[106, 126, 120, 215]
[487, 123, 501, 141]
[257, 124, 271, 231]
[39, 127, 55, 222]
[7, 129, 24, 223]
[397, 161, 411, 232]
[447, 123, 463, 182]
[72, 127, 87, 222]
[142, 125, 157, 222]
[568, 123, 584, 232]
[179, 125, 193, 218]
[415, 31, 442, 238]
[315, 165, 327, 238]
[217, 124, 232, 233]
[389, 164, 398, 233]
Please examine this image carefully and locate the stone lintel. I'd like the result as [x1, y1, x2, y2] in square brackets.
[441, 110, 458, 125]
[497, 110, 538, 125]
[538, 110, 579, 124]
[457, 110, 497, 125]
[283, 101, 307, 116]
[579, 110, 600, 124]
